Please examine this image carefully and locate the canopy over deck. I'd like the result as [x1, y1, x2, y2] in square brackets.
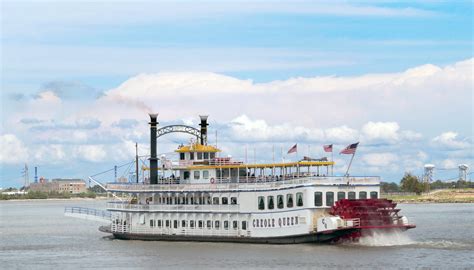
[184, 160, 335, 170]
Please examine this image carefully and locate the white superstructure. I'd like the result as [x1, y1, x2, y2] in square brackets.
[92, 114, 414, 244]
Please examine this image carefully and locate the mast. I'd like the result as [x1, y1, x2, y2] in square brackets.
[135, 142, 139, 183]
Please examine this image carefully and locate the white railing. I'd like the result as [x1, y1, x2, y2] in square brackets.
[129, 226, 243, 237]
[64, 207, 111, 221]
[107, 202, 240, 212]
[106, 176, 380, 192]
[342, 218, 361, 228]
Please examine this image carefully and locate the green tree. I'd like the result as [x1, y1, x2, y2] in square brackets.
[88, 185, 105, 193]
[400, 173, 424, 194]
[381, 182, 400, 193]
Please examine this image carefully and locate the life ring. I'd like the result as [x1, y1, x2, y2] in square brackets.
[210, 178, 215, 184]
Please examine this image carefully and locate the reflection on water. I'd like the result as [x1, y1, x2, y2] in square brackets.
[0, 200, 473, 269]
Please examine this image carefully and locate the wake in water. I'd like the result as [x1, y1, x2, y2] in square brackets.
[356, 230, 415, 247]
[343, 230, 472, 250]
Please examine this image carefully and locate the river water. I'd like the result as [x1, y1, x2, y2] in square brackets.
[0, 200, 473, 269]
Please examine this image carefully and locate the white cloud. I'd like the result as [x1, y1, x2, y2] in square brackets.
[432, 132, 470, 150]
[0, 134, 28, 164]
[440, 159, 457, 169]
[74, 145, 107, 162]
[362, 153, 398, 167]
[361, 121, 400, 143]
[34, 145, 66, 163]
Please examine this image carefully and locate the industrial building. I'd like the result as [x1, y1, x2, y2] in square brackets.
[29, 178, 87, 194]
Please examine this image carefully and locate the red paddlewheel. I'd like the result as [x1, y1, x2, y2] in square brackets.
[330, 199, 405, 228]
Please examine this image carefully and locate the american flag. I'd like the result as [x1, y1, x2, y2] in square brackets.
[340, 142, 359, 155]
[287, 144, 297, 154]
[323, 144, 333, 153]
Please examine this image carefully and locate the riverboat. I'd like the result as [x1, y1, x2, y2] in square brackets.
[79, 114, 415, 244]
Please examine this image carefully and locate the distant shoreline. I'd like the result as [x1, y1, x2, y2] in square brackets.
[383, 188, 474, 204]
[0, 197, 109, 202]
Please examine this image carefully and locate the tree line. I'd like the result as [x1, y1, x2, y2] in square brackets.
[381, 172, 474, 194]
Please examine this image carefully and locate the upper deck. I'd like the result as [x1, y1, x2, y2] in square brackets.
[106, 176, 380, 193]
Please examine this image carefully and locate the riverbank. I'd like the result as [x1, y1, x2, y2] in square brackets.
[0, 191, 107, 201]
[383, 188, 474, 203]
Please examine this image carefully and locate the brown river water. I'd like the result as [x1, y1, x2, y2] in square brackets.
[1, 200, 473, 269]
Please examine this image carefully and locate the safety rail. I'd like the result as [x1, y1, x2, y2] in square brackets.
[107, 202, 240, 212]
[106, 176, 380, 192]
[342, 218, 361, 228]
[64, 206, 112, 221]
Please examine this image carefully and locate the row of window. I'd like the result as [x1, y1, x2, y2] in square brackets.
[258, 192, 304, 210]
[149, 219, 247, 230]
[257, 191, 379, 209]
[155, 196, 238, 205]
[315, 191, 378, 206]
[183, 170, 210, 180]
[179, 152, 216, 160]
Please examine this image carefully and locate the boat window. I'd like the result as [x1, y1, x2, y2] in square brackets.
[277, 195, 284, 209]
[213, 197, 219, 205]
[184, 171, 190, 180]
[197, 152, 203, 160]
[215, 220, 220, 229]
[326, 192, 334, 206]
[203, 170, 209, 179]
[287, 194, 294, 208]
[158, 220, 162, 227]
[173, 220, 178, 229]
[242, 221, 247, 230]
[207, 220, 212, 229]
[268, 196, 275, 210]
[149, 220, 154, 227]
[359, 191, 367, 199]
[198, 220, 203, 229]
[258, 196, 265, 210]
[231, 197, 237, 205]
[204, 152, 209, 159]
[190, 220, 195, 228]
[190, 152, 194, 160]
[233, 220, 238, 229]
[222, 197, 228, 205]
[166, 220, 170, 228]
[224, 221, 229, 230]
[314, 192, 323, 206]
[182, 220, 187, 228]
[296, 192, 304, 207]
[194, 170, 200, 180]
[370, 191, 378, 199]
[337, 192, 346, 201]
[206, 196, 212, 205]
[180, 153, 185, 160]
[210, 152, 216, 159]
[348, 191, 356, 200]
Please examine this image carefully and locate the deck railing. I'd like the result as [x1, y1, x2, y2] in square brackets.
[64, 206, 111, 220]
[107, 202, 240, 212]
[106, 176, 380, 192]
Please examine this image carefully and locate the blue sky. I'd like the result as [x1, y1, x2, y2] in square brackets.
[1, 1, 473, 187]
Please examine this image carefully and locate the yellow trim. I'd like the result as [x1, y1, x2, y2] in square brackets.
[184, 161, 335, 170]
[175, 143, 221, 153]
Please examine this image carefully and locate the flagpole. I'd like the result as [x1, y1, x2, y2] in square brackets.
[345, 152, 356, 176]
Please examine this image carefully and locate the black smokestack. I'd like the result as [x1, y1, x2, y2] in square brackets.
[199, 115, 208, 145]
[149, 113, 158, 185]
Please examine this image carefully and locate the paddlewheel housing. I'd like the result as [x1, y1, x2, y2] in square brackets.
[329, 198, 415, 240]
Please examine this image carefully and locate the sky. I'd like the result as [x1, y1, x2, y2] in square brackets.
[1, 0, 473, 188]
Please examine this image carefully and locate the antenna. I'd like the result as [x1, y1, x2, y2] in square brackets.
[21, 164, 29, 188]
